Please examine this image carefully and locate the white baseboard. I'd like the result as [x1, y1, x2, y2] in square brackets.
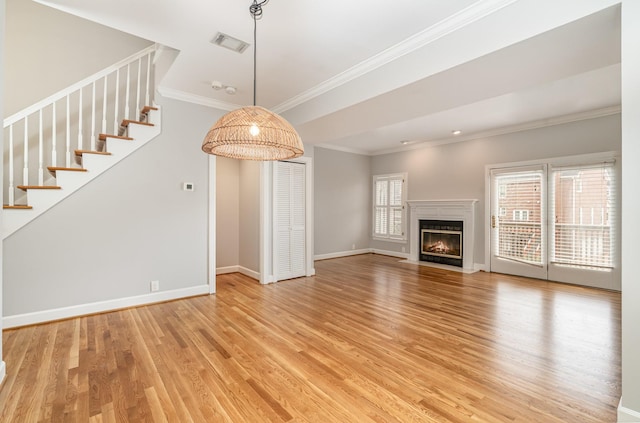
[3, 285, 210, 329]
[474, 263, 489, 272]
[216, 265, 260, 281]
[0, 361, 5, 386]
[314, 248, 372, 261]
[371, 249, 410, 259]
[618, 403, 640, 422]
[216, 265, 239, 275]
[314, 248, 411, 261]
[238, 266, 260, 281]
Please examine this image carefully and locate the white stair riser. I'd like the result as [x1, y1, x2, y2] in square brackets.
[55, 171, 93, 192]
[82, 154, 118, 175]
[2, 209, 35, 232]
[23, 189, 65, 210]
[105, 138, 138, 157]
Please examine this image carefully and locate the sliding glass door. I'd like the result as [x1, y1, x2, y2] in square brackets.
[490, 166, 547, 280]
[490, 160, 618, 289]
[547, 162, 617, 288]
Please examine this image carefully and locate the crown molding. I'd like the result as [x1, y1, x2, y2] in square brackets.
[313, 143, 370, 156]
[272, 0, 518, 114]
[157, 86, 240, 111]
[372, 106, 622, 156]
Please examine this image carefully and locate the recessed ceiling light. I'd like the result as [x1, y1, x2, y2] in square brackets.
[211, 32, 250, 53]
[452, 130, 462, 136]
[400, 140, 410, 145]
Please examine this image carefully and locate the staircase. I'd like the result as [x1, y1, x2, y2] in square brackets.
[2, 45, 161, 239]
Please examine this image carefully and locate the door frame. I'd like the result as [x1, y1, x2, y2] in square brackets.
[488, 164, 548, 280]
[260, 156, 315, 284]
[208, 155, 216, 294]
[484, 151, 621, 289]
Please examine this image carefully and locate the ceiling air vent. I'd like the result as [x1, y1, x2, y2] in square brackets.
[211, 32, 250, 53]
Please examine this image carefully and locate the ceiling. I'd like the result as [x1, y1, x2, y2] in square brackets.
[35, 0, 621, 155]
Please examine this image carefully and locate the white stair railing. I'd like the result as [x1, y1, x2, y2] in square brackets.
[3, 44, 157, 207]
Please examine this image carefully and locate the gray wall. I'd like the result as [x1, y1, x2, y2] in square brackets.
[621, 0, 640, 417]
[312, 114, 621, 265]
[3, 96, 219, 316]
[1, 0, 5, 370]
[370, 114, 621, 264]
[216, 157, 240, 268]
[3, 0, 152, 115]
[238, 161, 261, 273]
[314, 147, 371, 256]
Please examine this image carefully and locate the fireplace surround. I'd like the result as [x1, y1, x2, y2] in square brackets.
[407, 200, 478, 271]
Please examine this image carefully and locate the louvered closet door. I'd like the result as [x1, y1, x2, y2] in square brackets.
[275, 161, 306, 281]
[490, 165, 548, 280]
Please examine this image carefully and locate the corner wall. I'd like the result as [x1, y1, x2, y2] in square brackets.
[3, 0, 152, 115]
[238, 161, 261, 277]
[619, 0, 640, 420]
[2, 96, 222, 325]
[216, 157, 240, 270]
[0, 0, 6, 382]
[314, 147, 371, 258]
[369, 114, 621, 265]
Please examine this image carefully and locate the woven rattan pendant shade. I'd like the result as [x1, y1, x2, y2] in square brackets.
[201, 0, 303, 161]
[202, 106, 303, 161]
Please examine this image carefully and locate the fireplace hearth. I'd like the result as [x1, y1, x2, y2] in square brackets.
[419, 220, 463, 267]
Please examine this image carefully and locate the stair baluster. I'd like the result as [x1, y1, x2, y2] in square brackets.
[23, 115, 28, 187]
[136, 58, 142, 118]
[91, 81, 96, 151]
[8, 125, 14, 206]
[114, 69, 120, 135]
[38, 109, 44, 186]
[78, 88, 83, 151]
[51, 102, 57, 168]
[125, 64, 131, 122]
[66, 95, 71, 168]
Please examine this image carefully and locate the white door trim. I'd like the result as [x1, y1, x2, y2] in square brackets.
[260, 156, 315, 284]
[208, 155, 216, 294]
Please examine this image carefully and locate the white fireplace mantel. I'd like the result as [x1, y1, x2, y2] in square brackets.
[407, 199, 478, 271]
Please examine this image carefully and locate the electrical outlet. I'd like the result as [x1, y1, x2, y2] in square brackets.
[402, 246, 406, 253]
[352, 244, 356, 250]
[150, 280, 160, 292]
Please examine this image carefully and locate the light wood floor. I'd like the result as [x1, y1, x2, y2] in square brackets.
[0, 254, 621, 422]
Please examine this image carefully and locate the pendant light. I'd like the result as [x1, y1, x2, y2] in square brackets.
[202, 0, 304, 161]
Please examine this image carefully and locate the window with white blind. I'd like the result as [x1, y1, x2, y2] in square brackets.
[550, 162, 616, 270]
[492, 168, 544, 266]
[373, 173, 407, 240]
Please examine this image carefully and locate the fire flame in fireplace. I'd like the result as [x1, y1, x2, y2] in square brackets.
[421, 229, 462, 258]
[429, 240, 451, 254]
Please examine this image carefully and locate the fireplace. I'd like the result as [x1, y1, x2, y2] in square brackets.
[419, 220, 463, 267]
[407, 200, 477, 271]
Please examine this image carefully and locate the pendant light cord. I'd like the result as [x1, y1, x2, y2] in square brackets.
[250, 0, 269, 107]
[253, 10, 257, 106]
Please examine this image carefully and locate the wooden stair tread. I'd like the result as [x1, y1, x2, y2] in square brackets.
[3, 204, 33, 210]
[141, 106, 158, 114]
[121, 119, 154, 128]
[99, 133, 134, 141]
[17, 185, 62, 191]
[74, 150, 112, 157]
[47, 166, 87, 173]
